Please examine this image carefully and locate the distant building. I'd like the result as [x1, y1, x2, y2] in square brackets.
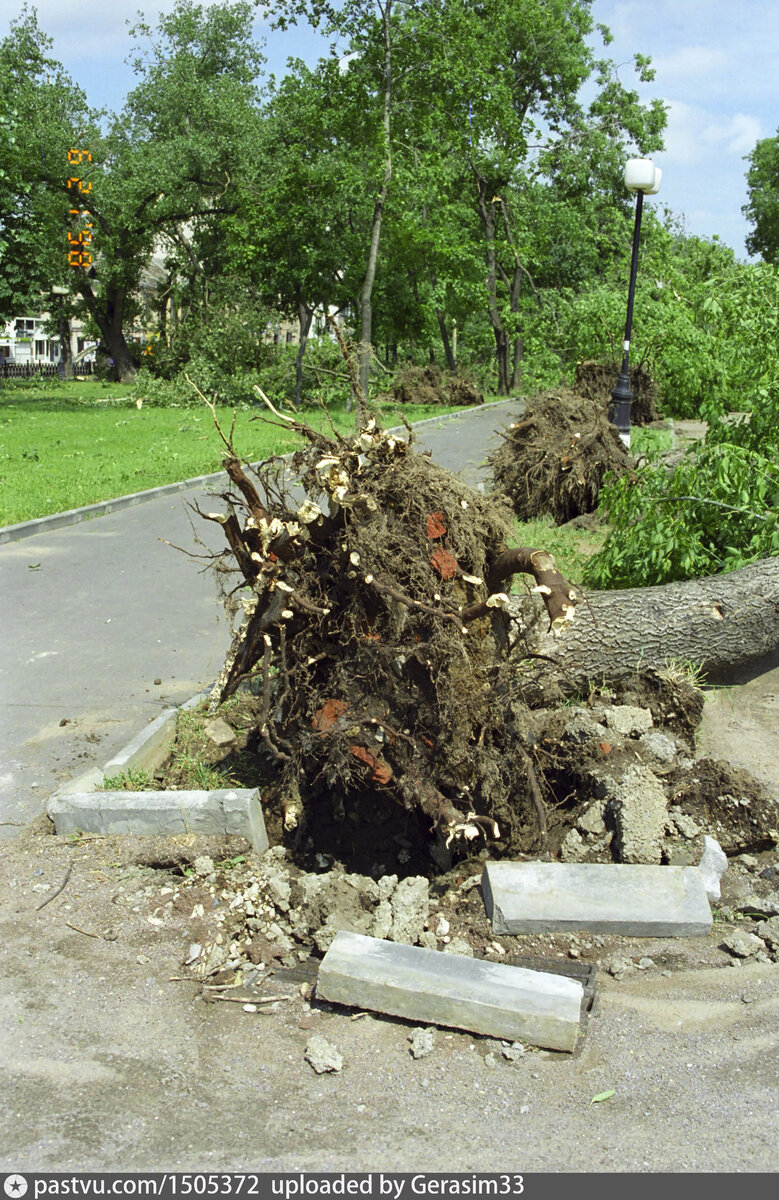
[0, 313, 97, 373]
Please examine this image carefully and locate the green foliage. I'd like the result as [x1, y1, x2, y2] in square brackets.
[586, 368, 779, 589]
[545, 215, 736, 417]
[744, 134, 779, 263]
[101, 768, 155, 791]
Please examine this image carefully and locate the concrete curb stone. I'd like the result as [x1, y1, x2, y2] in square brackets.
[318, 929, 584, 1051]
[49, 788, 268, 852]
[481, 861, 713, 937]
[46, 685, 269, 853]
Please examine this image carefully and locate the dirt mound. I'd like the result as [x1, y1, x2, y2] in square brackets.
[488, 388, 633, 524]
[574, 360, 660, 425]
[381, 364, 483, 407]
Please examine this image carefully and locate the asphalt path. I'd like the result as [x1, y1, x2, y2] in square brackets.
[0, 399, 525, 835]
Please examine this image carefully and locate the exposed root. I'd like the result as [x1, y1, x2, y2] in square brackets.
[489, 388, 633, 524]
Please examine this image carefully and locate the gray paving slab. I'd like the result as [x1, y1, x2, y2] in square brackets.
[0, 399, 523, 836]
[48, 787, 269, 852]
[481, 860, 713, 936]
[317, 929, 584, 1051]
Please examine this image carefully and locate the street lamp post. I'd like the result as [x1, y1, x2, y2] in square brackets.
[609, 158, 662, 448]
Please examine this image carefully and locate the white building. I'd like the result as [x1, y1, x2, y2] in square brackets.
[0, 313, 97, 372]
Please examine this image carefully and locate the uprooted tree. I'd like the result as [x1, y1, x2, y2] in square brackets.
[193, 390, 578, 865]
[190, 387, 779, 872]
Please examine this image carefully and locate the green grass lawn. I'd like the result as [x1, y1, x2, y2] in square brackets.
[0, 378, 484, 526]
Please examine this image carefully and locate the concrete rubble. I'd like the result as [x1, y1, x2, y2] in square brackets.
[41, 688, 779, 1063]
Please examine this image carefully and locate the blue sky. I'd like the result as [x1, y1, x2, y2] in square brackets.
[4, 0, 777, 259]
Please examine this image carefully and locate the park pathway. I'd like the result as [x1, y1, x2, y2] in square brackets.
[0, 399, 524, 834]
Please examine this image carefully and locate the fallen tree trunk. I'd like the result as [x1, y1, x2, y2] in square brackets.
[513, 555, 779, 695]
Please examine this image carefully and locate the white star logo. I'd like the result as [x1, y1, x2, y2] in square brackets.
[4, 1178, 28, 1199]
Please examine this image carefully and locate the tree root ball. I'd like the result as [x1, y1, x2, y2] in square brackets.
[574, 360, 660, 426]
[197, 406, 577, 871]
[195, 404, 778, 879]
[379, 363, 483, 408]
[488, 388, 633, 524]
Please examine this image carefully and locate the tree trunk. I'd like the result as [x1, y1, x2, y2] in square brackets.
[436, 306, 456, 371]
[79, 282, 137, 382]
[474, 175, 511, 395]
[513, 557, 779, 691]
[59, 316, 75, 380]
[357, 2, 393, 404]
[294, 303, 314, 409]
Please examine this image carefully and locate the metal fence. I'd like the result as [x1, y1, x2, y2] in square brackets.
[0, 360, 96, 379]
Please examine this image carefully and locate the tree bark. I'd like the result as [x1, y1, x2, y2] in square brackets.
[79, 282, 137, 382]
[435, 305, 456, 371]
[357, 1, 393, 403]
[294, 302, 314, 409]
[512, 557, 779, 690]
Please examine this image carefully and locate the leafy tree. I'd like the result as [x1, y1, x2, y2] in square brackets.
[586, 261, 779, 588]
[548, 215, 737, 416]
[272, 1, 407, 398]
[224, 58, 369, 406]
[744, 134, 779, 263]
[402, 0, 666, 393]
[0, 8, 96, 326]
[1, 1, 265, 381]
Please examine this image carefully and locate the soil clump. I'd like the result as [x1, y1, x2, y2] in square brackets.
[379, 363, 483, 408]
[574, 359, 660, 425]
[488, 387, 633, 523]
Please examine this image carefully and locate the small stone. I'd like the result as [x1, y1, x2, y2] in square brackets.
[638, 731, 677, 765]
[434, 915, 450, 939]
[560, 827, 588, 863]
[738, 854, 759, 870]
[671, 808, 702, 840]
[194, 856, 215, 878]
[577, 803, 606, 837]
[442, 936, 474, 957]
[204, 718, 237, 747]
[502, 1042, 525, 1062]
[755, 916, 779, 947]
[607, 956, 635, 979]
[568, 947, 581, 959]
[637, 957, 655, 971]
[611, 765, 668, 865]
[304, 1034, 343, 1074]
[699, 836, 728, 902]
[409, 1027, 435, 1060]
[519, 1104, 530, 1115]
[604, 705, 653, 737]
[720, 929, 765, 959]
[389, 876, 429, 944]
[484, 1053, 497, 1068]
